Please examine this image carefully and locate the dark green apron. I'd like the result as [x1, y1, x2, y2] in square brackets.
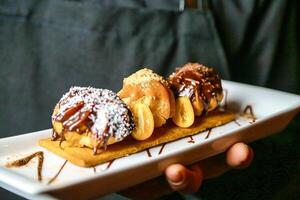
[0, 0, 299, 200]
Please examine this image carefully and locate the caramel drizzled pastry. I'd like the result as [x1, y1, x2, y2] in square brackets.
[118, 68, 175, 128]
[52, 87, 135, 154]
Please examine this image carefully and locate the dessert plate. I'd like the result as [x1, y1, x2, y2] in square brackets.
[0, 80, 300, 199]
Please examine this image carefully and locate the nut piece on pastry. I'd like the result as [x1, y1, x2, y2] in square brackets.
[172, 96, 195, 128]
[52, 86, 135, 154]
[118, 68, 175, 127]
[169, 63, 223, 118]
[131, 102, 154, 140]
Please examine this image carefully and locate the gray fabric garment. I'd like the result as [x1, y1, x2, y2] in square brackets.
[0, 0, 228, 136]
[0, 0, 299, 199]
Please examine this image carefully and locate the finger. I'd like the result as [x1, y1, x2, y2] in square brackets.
[226, 142, 254, 169]
[165, 163, 203, 193]
[120, 143, 254, 198]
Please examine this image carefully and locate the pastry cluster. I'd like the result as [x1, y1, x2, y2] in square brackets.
[51, 63, 223, 153]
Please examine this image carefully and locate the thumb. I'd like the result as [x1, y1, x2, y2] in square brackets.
[165, 163, 203, 193]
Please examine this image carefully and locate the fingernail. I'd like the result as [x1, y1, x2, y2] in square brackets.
[168, 170, 184, 185]
[239, 145, 254, 169]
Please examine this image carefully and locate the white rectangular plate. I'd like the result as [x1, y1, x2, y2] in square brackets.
[0, 80, 300, 199]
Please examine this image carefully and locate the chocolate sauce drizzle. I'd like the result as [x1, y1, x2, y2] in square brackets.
[48, 160, 68, 185]
[234, 120, 241, 126]
[158, 144, 166, 155]
[188, 136, 195, 143]
[98, 159, 115, 172]
[146, 149, 152, 157]
[105, 160, 115, 170]
[205, 128, 212, 139]
[52, 129, 59, 141]
[93, 167, 97, 173]
[241, 105, 256, 123]
[93, 141, 102, 155]
[6, 151, 44, 182]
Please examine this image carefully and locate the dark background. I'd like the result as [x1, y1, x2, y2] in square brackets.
[0, 0, 299, 199]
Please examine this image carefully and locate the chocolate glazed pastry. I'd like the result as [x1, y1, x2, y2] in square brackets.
[169, 63, 223, 116]
[51, 87, 135, 154]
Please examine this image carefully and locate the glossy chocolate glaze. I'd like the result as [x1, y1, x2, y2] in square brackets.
[169, 63, 222, 112]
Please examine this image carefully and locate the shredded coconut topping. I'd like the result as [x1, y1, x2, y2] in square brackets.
[56, 86, 135, 142]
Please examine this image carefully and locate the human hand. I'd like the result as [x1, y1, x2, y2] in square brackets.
[120, 142, 254, 199]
